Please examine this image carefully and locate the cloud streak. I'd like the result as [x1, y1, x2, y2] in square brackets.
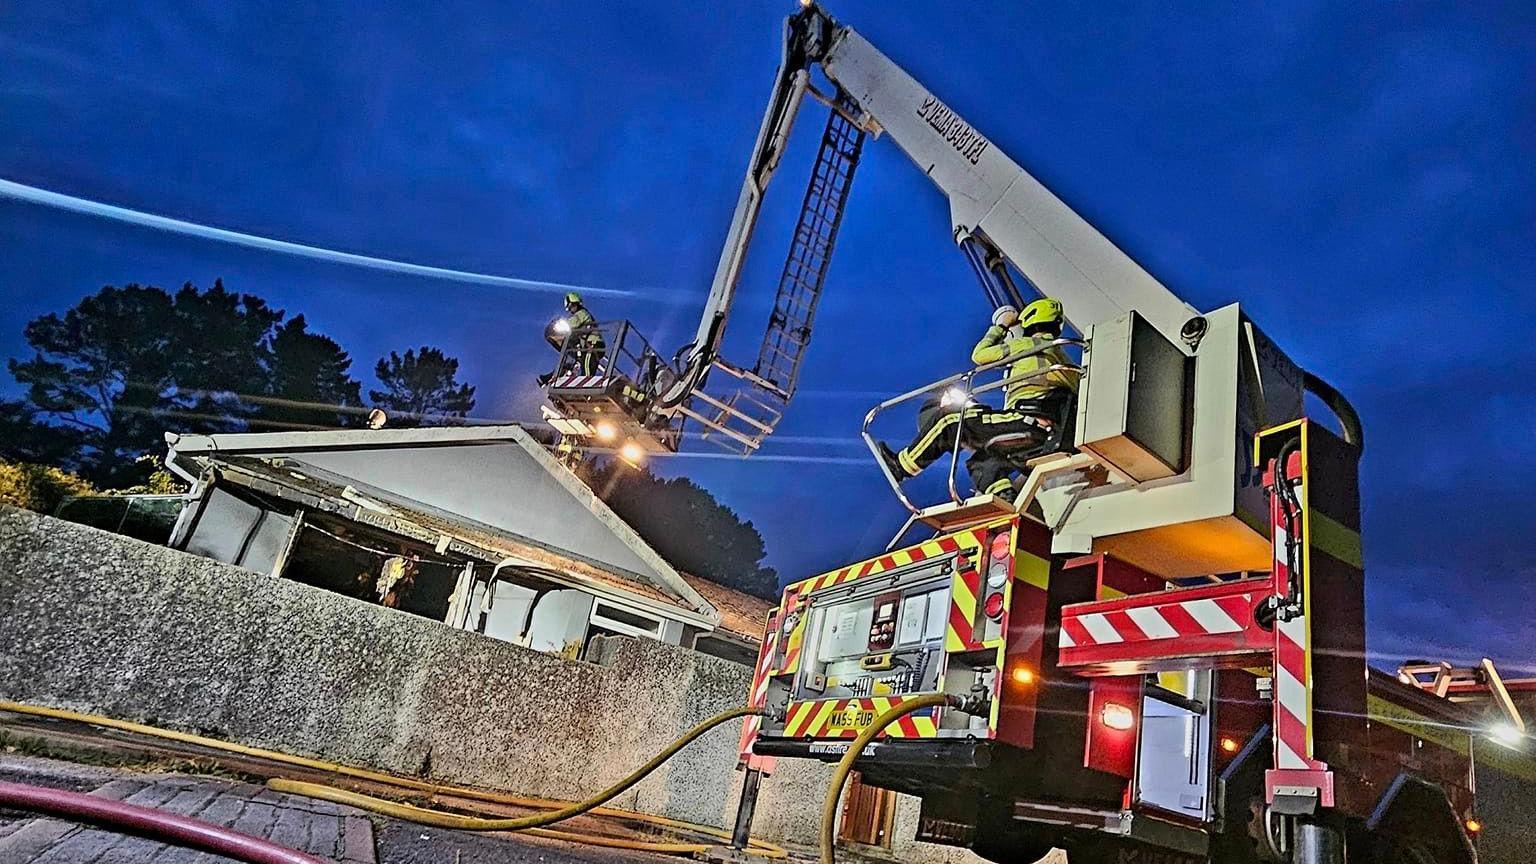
[0, 177, 630, 297]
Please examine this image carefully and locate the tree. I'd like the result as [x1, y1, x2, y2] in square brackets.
[369, 346, 477, 426]
[577, 460, 779, 599]
[0, 460, 95, 513]
[8, 284, 179, 485]
[6, 280, 364, 484]
[168, 279, 281, 431]
[258, 316, 363, 430]
[0, 399, 86, 468]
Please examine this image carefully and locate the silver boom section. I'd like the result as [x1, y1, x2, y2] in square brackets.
[684, 5, 1198, 378]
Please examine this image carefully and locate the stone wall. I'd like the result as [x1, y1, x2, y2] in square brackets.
[0, 508, 984, 861]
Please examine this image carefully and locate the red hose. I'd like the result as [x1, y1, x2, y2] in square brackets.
[0, 780, 327, 864]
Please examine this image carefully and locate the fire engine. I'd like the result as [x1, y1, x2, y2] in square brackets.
[715, 7, 1536, 863]
[540, 4, 1534, 861]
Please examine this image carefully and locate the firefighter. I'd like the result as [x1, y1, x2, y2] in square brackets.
[878, 298, 1077, 501]
[964, 297, 1077, 497]
[538, 292, 606, 386]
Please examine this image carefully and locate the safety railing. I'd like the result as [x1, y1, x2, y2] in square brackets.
[549, 320, 665, 394]
[859, 337, 1084, 517]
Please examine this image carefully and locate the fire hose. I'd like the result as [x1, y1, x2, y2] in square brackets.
[0, 700, 784, 858]
[817, 693, 960, 864]
[2, 696, 965, 864]
[266, 705, 787, 857]
[0, 779, 325, 864]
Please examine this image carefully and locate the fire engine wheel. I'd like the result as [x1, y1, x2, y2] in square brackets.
[1367, 836, 1441, 864]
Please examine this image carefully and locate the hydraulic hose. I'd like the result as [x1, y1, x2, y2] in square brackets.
[0, 700, 784, 857]
[0, 779, 325, 864]
[818, 694, 959, 864]
[267, 704, 764, 832]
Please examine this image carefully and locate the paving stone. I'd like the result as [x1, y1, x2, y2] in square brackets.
[341, 815, 376, 863]
[146, 844, 236, 863]
[92, 779, 154, 802]
[28, 826, 135, 863]
[187, 792, 247, 831]
[157, 784, 224, 818]
[228, 800, 278, 839]
[302, 811, 342, 857]
[0, 818, 81, 862]
[119, 781, 190, 810]
[265, 804, 312, 853]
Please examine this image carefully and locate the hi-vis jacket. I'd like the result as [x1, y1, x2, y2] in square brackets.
[971, 325, 1078, 407]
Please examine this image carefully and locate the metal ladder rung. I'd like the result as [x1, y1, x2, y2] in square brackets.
[688, 389, 776, 435]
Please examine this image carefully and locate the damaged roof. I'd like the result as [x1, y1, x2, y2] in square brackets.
[167, 424, 717, 625]
[678, 573, 774, 644]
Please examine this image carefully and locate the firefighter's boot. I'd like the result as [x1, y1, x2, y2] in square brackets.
[877, 442, 908, 481]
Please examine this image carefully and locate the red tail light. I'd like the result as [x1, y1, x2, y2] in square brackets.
[984, 591, 1005, 619]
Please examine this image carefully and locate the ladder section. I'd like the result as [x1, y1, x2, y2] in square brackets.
[752, 99, 865, 398]
[677, 378, 785, 456]
[682, 99, 865, 455]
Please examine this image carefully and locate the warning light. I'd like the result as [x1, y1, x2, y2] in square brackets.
[1220, 736, 1239, 754]
[1490, 722, 1525, 748]
[1465, 818, 1482, 834]
[619, 441, 645, 464]
[1010, 666, 1034, 686]
[594, 420, 618, 442]
[989, 532, 1011, 560]
[552, 318, 572, 336]
[1100, 702, 1134, 731]
[984, 592, 1005, 619]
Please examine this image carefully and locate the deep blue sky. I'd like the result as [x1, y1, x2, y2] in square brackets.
[3, 2, 1533, 671]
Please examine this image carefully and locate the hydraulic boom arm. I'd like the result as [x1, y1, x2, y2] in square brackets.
[666, 3, 1199, 410]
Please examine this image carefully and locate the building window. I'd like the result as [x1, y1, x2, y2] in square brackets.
[590, 602, 662, 636]
[583, 601, 665, 658]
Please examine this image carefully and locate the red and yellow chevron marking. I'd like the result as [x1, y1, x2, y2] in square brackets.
[738, 611, 780, 771]
[787, 523, 1000, 598]
[945, 558, 983, 651]
[773, 590, 807, 676]
[780, 697, 940, 740]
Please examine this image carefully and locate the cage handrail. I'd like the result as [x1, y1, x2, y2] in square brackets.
[859, 337, 1084, 515]
[555, 319, 663, 383]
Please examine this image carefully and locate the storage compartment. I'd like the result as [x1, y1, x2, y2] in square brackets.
[794, 569, 950, 702]
[1136, 671, 1213, 820]
[1077, 311, 1190, 481]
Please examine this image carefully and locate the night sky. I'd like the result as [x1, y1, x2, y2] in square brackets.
[3, 2, 1533, 672]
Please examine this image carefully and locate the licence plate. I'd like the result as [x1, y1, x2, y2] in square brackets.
[826, 707, 879, 731]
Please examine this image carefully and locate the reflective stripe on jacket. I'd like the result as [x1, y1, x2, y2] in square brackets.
[971, 326, 1077, 407]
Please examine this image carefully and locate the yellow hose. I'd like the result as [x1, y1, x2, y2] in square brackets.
[0, 700, 785, 857]
[818, 694, 957, 864]
[274, 705, 761, 831]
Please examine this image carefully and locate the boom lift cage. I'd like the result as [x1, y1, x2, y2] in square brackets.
[543, 320, 682, 454]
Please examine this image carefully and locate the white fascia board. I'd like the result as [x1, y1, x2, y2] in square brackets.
[165, 424, 532, 455]
[501, 425, 718, 622]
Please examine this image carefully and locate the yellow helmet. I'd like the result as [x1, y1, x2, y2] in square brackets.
[1018, 297, 1063, 332]
[564, 291, 583, 311]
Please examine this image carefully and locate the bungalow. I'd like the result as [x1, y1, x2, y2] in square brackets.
[160, 424, 766, 664]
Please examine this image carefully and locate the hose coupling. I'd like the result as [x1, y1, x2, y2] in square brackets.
[950, 693, 987, 716]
